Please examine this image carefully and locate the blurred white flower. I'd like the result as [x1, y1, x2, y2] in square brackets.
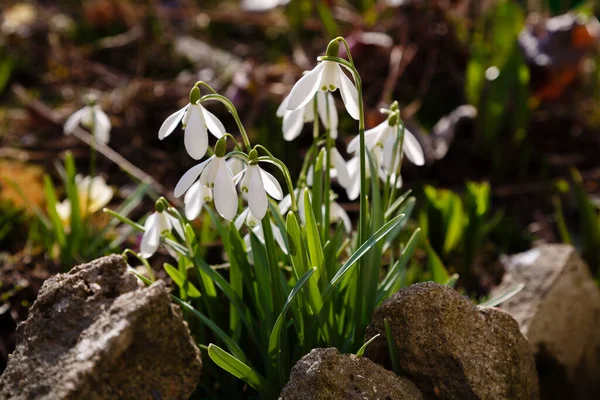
[158, 102, 225, 160]
[140, 210, 184, 258]
[279, 187, 350, 233]
[174, 155, 238, 220]
[347, 118, 424, 168]
[55, 175, 113, 227]
[183, 181, 212, 220]
[64, 104, 111, 144]
[241, 0, 290, 12]
[306, 148, 351, 191]
[277, 91, 338, 141]
[287, 61, 359, 120]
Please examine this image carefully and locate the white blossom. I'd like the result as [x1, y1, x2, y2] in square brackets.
[140, 210, 184, 258]
[158, 102, 225, 160]
[64, 104, 111, 144]
[286, 61, 359, 120]
[276, 91, 338, 141]
[239, 164, 283, 220]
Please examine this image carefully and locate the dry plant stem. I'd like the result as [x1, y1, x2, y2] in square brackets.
[11, 84, 176, 204]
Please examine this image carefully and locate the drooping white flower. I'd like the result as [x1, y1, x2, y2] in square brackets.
[55, 175, 113, 227]
[183, 181, 213, 220]
[347, 118, 424, 168]
[241, 0, 290, 12]
[329, 200, 352, 234]
[140, 210, 184, 258]
[64, 104, 111, 144]
[174, 155, 239, 220]
[277, 91, 338, 141]
[239, 163, 283, 220]
[306, 147, 351, 191]
[235, 208, 288, 255]
[286, 60, 359, 120]
[158, 101, 225, 160]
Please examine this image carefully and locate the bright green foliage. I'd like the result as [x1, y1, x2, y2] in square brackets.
[420, 182, 502, 289]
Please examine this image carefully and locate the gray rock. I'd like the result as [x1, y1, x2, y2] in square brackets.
[279, 347, 423, 400]
[365, 282, 539, 400]
[0, 255, 202, 400]
[493, 244, 600, 399]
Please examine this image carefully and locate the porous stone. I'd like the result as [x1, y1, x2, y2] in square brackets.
[0, 255, 202, 400]
[493, 244, 600, 399]
[365, 282, 539, 400]
[279, 347, 423, 400]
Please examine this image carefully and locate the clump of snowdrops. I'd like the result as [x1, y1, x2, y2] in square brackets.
[108, 37, 424, 398]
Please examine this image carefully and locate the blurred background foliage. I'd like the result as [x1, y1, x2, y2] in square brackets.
[2, 0, 600, 387]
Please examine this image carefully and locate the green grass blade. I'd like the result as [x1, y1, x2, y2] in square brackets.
[208, 344, 268, 396]
[164, 262, 201, 298]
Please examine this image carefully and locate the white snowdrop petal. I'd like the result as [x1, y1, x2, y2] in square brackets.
[166, 213, 185, 238]
[248, 167, 268, 220]
[331, 202, 352, 233]
[338, 66, 360, 120]
[316, 92, 338, 131]
[276, 94, 291, 117]
[174, 157, 212, 198]
[234, 208, 250, 231]
[260, 169, 283, 200]
[184, 181, 203, 220]
[331, 148, 351, 189]
[214, 160, 238, 220]
[227, 157, 245, 176]
[201, 106, 226, 138]
[64, 107, 86, 134]
[93, 108, 111, 144]
[184, 106, 209, 160]
[282, 108, 305, 141]
[158, 104, 189, 139]
[272, 223, 289, 255]
[287, 62, 326, 111]
[278, 193, 292, 215]
[403, 128, 425, 166]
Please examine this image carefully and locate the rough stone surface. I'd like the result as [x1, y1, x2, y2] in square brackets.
[365, 282, 539, 400]
[492, 244, 600, 400]
[0, 255, 202, 400]
[279, 347, 423, 400]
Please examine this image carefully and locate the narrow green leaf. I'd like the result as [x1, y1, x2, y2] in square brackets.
[355, 333, 380, 358]
[208, 344, 268, 395]
[480, 283, 524, 307]
[384, 318, 401, 375]
[164, 263, 201, 298]
[43, 175, 66, 248]
[322, 213, 408, 303]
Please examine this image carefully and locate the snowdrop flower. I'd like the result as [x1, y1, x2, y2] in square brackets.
[140, 208, 184, 258]
[276, 91, 338, 141]
[306, 147, 351, 191]
[241, 0, 290, 12]
[235, 208, 288, 254]
[286, 41, 359, 120]
[329, 200, 352, 234]
[158, 86, 225, 160]
[183, 181, 212, 220]
[55, 175, 113, 227]
[239, 150, 283, 220]
[64, 97, 111, 144]
[347, 113, 424, 168]
[174, 138, 238, 221]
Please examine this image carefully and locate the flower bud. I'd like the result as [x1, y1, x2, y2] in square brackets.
[390, 101, 399, 112]
[387, 112, 399, 127]
[215, 137, 227, 157]
[326, 40, 340, 57]
[189, 86, 201, 104]
[155, 199, 166, 212]
[248, 149, 258, 162]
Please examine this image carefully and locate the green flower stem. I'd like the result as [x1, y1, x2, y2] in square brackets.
[387, 123, 405, 211]
[316, 54, 367, 247]
[122, 248, 155, 281]
[323, 96, 332, 241]
[200, 94, 252, 152]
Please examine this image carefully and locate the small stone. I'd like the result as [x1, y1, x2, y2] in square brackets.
[365, 282, 539, 400]
[492, 244, 600, 399]
[0, 255, 202, 400]
[279, 347, 423, 400]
